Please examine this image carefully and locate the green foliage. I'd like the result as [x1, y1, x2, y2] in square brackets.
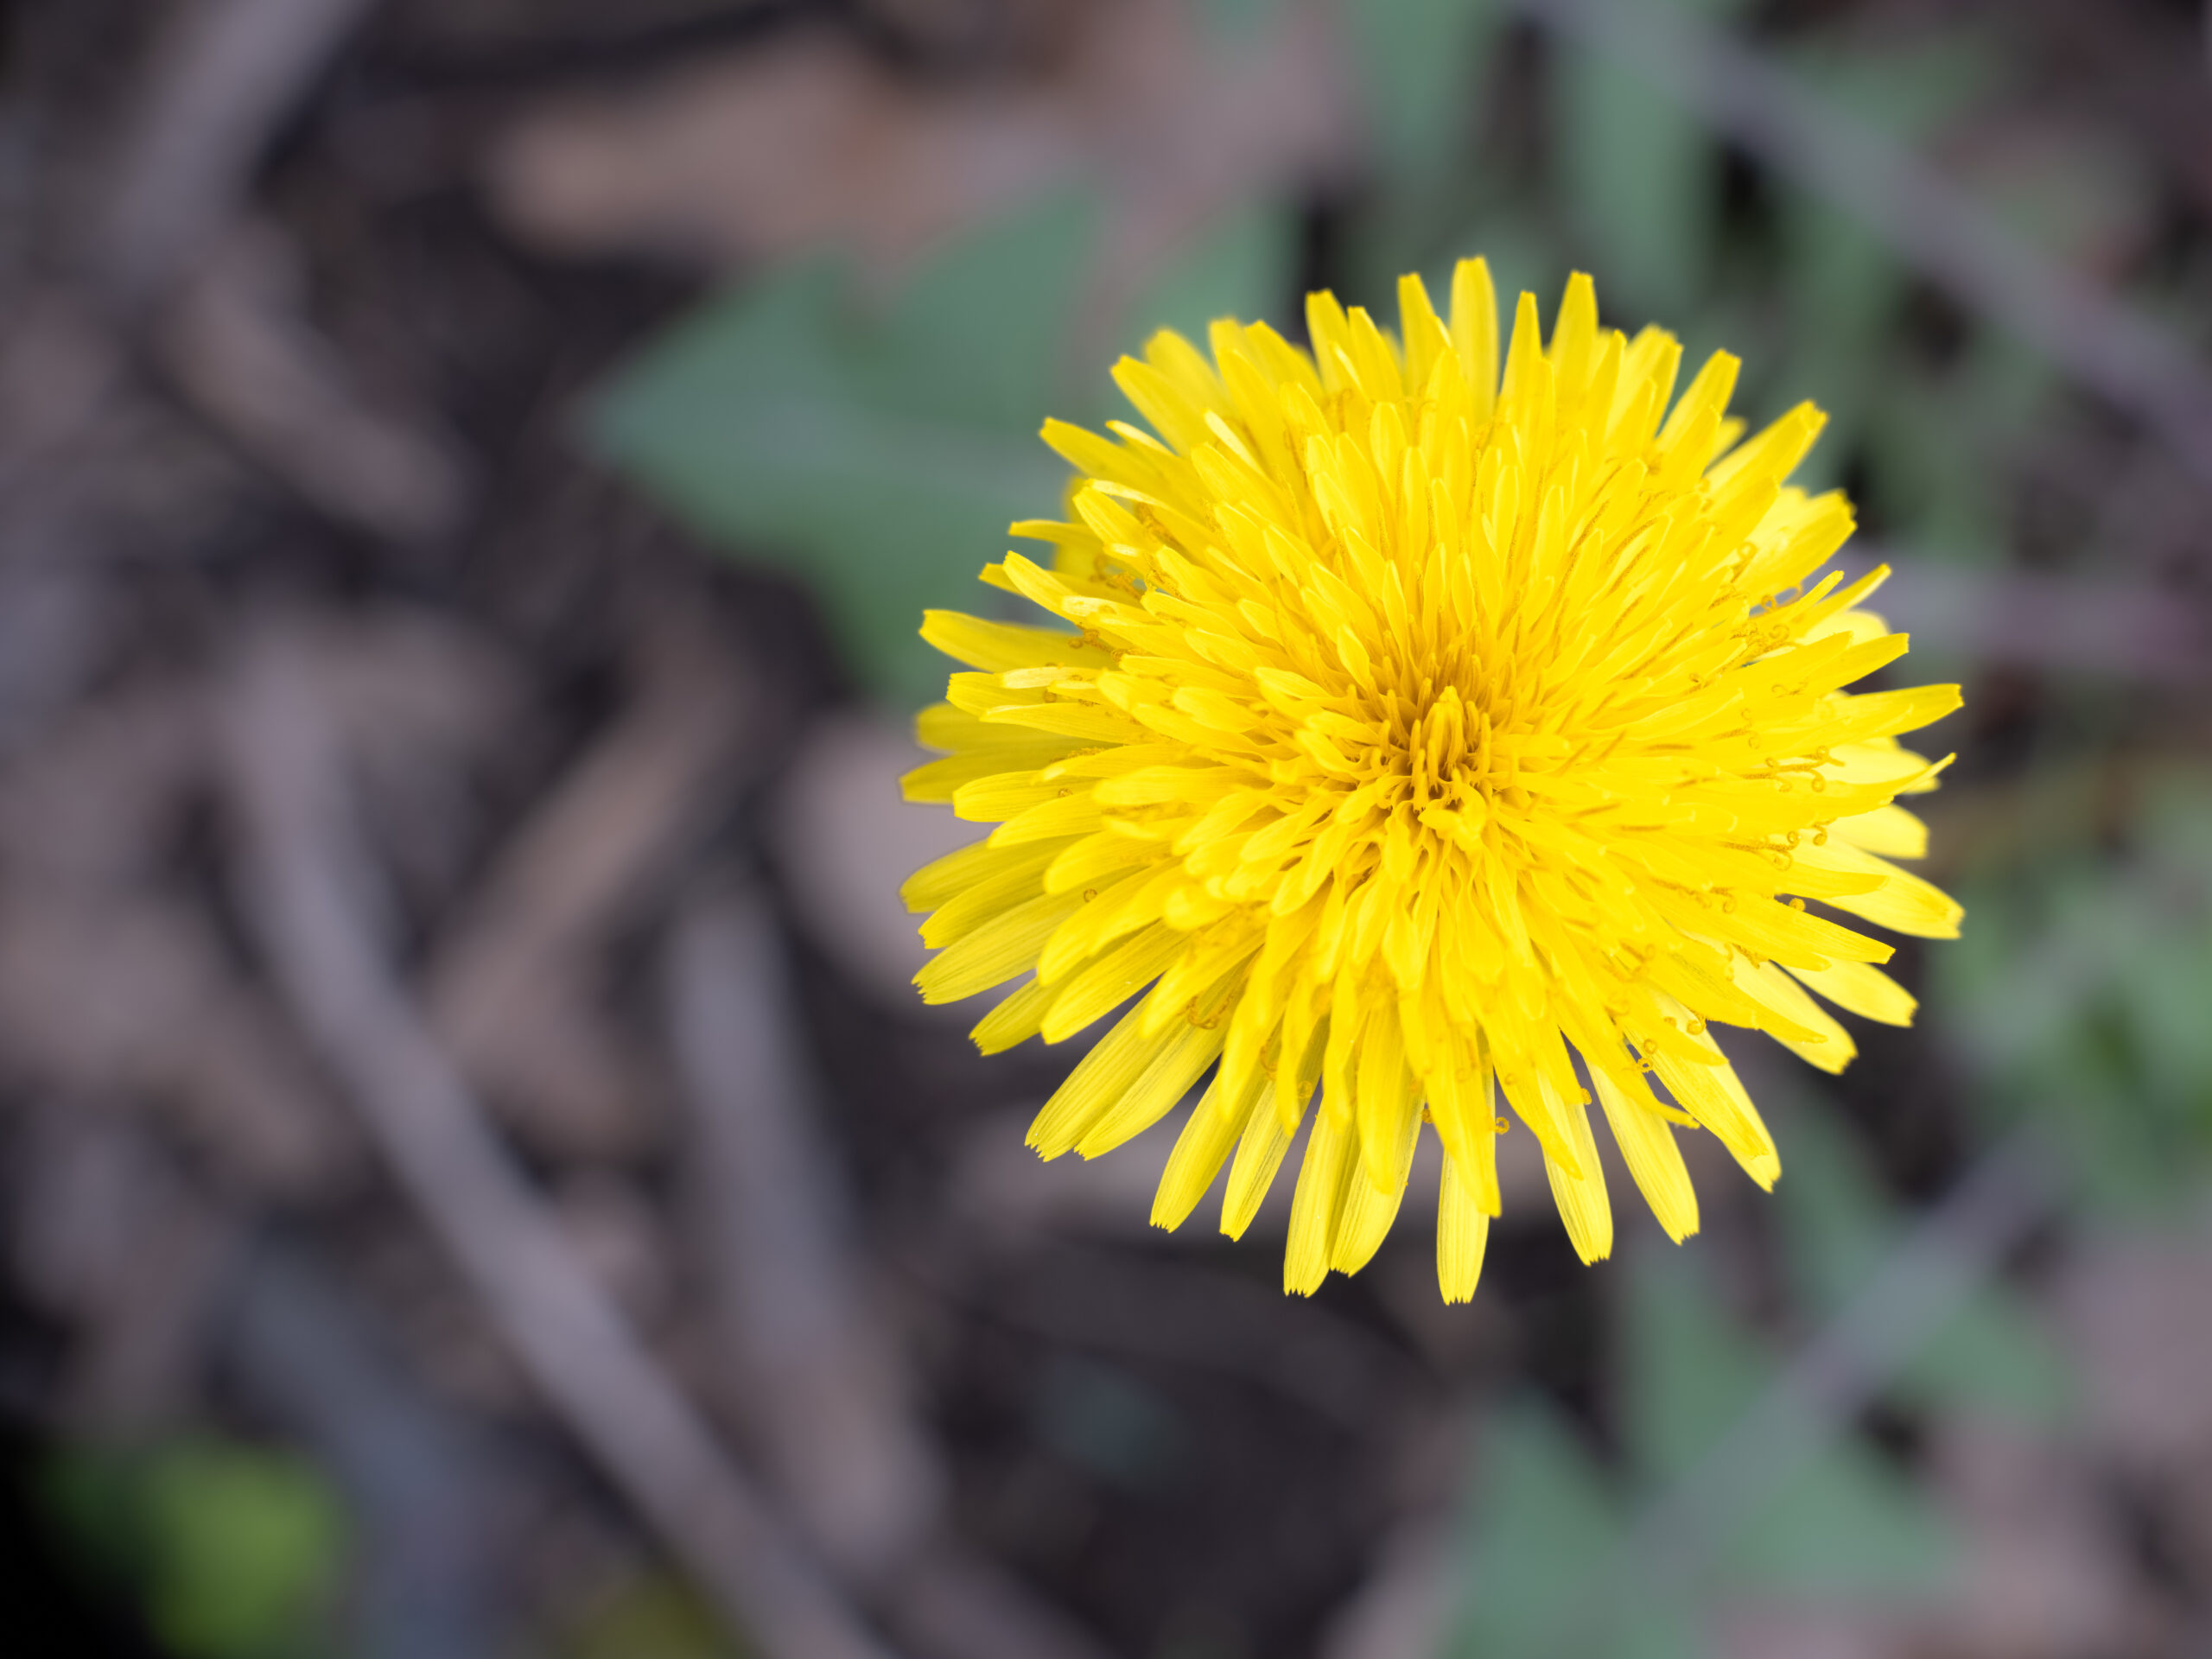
[1771, 32, 2031, 520]
[592, 197, 1094, 704]
[1620, 1251, 1954, 1598]
[1853, 332, 2050, 566]
[1773, 1103, 2071, 1424]
[558, 1575, 748, 1659]
[594, 193, 1296, 705]
[1445, 1250, 1953, 1656]
[1195, 0, 1278, 43]
[1347, 0, 1507, 175]
[1334, 0, 2045, 575]
[45, 1437, 345, 1659]
[1441, 1396, 1646, 1658]
[1123, 203, 1300, 360]
[1554, 0, 1749, 321]
[1941, 780, 2212, 1210]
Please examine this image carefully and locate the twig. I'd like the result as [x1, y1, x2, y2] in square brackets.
[221, 621, 899, 1659]
[1509, 0, 2212, 493]
[162, 219, 467, 543]
[1545, 1128, 2060, 1656]
[1841, 546, 2208, 684]
[666, 884, 940, 1577]
[95, 3, 468, 542]
[667, 883, 1115, 1659]
[97, 0, 379, 307]
[427, 609, 747, 1154]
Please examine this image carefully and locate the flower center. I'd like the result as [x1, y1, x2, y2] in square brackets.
[1401, 684, 1490, 807]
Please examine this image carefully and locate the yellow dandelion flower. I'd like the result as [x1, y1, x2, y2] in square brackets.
[901, 262, 1961, 1302]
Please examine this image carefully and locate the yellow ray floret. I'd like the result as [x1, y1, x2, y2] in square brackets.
[901, 263, 1962, 1304]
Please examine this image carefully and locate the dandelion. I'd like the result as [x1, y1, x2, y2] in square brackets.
[901, 263, 1961, 1301]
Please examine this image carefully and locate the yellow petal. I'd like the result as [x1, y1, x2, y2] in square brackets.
[1537, 1072, 1612, 1265]
[1592, 1067, 1698, 1243]
[1437, 1148, 1492, 1304]
[1284, 1114, 1353, 1296]
[1221, 1085, 1294, 1240]
[1789, 958, 1917, 1027]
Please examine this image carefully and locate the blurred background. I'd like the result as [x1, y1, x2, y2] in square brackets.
[2, 0, 2210, 1655]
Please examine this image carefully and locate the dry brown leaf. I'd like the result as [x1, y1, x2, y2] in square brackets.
[769, 713, 976, 1013]
[424, 608, 747, 1157]
[0, 680, 353, 1193]
[2053, 1217, 2212, 1469]
[0, 887, 353, 1193]
[481, 0, 1351, 298]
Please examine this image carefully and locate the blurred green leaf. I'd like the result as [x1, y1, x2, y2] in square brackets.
[1374, 209, 1568, 343]
[1460, 217, 1572, 329]
[1347, 0, 1506, 175]
[560, 1574, 746, 1659]
[47, 1438, 345, 1659]
[2131, 785, 2212, 1128]
[1122, 201, 1298, 357]
[1907, 1294, 2072, 1427]
[1621, 1251, 1953, 1597]
[878, 195, 1101, 429]
[1943, 863, 2179, 1211]
[1196, 0, 1277, 42]
[1776, 32, 2012, 504]
[1942, 782, 2212, 1208]
[590, 196, 1096, 703]
[1789, 28, 2001, 134]
[1446, 1241, 1962, 1656]
[1554, 0, 1751, 321]
[1771, 194, 1898, 493]
[1555, 57, 1707, 319]
[1730, 1444, 1948, 1596]
[1443, 1396, 1640, 1657]
[1775, 1105, 2070, 1425]
[1619, 1250, 1762, 1483]
[1856, 353, 2018, 565]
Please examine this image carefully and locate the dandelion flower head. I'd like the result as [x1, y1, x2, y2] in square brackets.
[902, 263, 1961, 1302]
